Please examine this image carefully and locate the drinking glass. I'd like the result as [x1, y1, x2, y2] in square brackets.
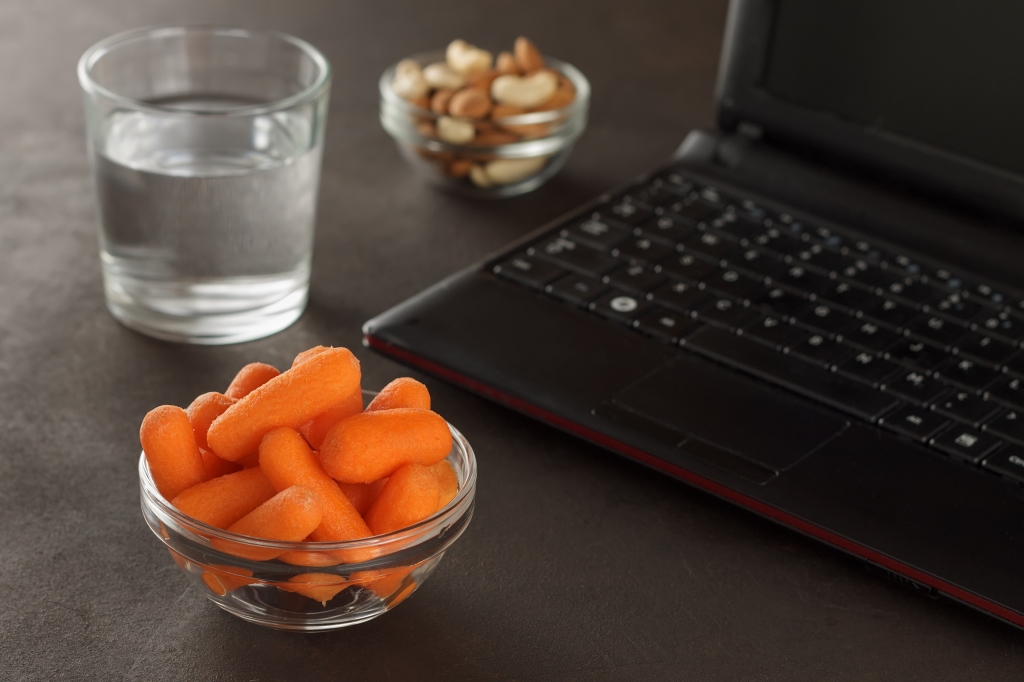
[78, 26, 331, 344]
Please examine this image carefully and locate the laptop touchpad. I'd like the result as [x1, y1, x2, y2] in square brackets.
[610, 355, 847, 471]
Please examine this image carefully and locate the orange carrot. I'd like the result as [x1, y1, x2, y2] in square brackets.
[171, 466, 276, 529]
[200, 447, 242, 480]
[186, 392, 236, 450]
[352, 564, 417, 599]
[366, 377, 431, 412]
[258, 427, 372, 544]
[364, 463, 440, 535]
[224, 362, 281, 400]
[299, 389, 363, 449]
[284, 573, 348, 605]
[207, 347, 361, 461]
[337, 479, 388, 516]
[212, 486, 323, 561]
[431, 460, 459, 511]
[141, 405, 208, 500]
[291, 345, 330, 367]
[319, 408, 452, 483]
[200, 565, 256, 595]
[236, 451, 260, 468]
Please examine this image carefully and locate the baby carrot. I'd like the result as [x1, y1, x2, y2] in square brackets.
[207, 347, 361, 461]
[284, 573, 348, 605]
[225, 362, 281, 400]
[319, 408, 452, 483]
[366, 377, 431, 412]
[337, 479, 388, 516]
[200, 447, 242, 480]
[258, 427, 372, 544]
[141, 405, 208, 500]
[299, 388, 363, 449]
[292, 345, 330, 367]
[364, 463, 440, 535]
[171, 466, 276, 529]
[200, 565, 256, 596]
[212, 486, 323, 561]
[431, 460, 459, 511]
[187, 392, 236, 450]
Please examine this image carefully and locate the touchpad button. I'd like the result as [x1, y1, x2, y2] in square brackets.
[611, 355, 847, 471]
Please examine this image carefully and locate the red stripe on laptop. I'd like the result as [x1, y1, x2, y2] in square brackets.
[364, 333, 1024, 630]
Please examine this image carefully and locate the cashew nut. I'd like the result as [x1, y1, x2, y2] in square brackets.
[490, 71, 558, 109]
[391, 59, 429, 101]
[436, 116, 476, 145]
[469, 164, 493, 188]
[446, 39, 493, 75]
[482, 157, 547, 185]
[422, 62, 464, 90]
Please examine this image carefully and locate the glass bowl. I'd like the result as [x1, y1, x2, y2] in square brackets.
[379, 50, 590, 198]
[139, 423, 476, 631]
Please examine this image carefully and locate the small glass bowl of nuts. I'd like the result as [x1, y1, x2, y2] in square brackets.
[380, 37, 590, 198]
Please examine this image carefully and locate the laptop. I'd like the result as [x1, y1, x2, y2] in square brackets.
[364, 0, 1024, 629]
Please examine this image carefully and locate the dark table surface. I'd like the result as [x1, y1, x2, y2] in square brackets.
[2, 0, 1023, 679]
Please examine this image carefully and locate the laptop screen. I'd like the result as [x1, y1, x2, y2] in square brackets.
[763, 0, 1024, 178]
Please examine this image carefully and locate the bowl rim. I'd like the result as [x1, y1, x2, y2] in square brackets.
[139, 422, 477, 553]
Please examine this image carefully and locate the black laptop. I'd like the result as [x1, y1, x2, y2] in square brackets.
[365, 0, 1024, 629]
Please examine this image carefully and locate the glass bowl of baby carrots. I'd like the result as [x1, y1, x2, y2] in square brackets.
[137, 347, 477, 632]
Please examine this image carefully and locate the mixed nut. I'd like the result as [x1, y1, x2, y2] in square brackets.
[389, 37, 578, 188]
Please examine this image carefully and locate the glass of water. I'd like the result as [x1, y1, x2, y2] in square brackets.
[78, 26, 331, 344]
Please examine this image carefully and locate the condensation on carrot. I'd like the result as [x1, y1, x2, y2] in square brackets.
[186, 392, 236, 450]
[200, 448, 242, 480]
[292, 345, 330, 367]
[200, 565, 256, 595]
[171, 466, 276, 529]
[284, 573, 348, 605]
[212, 486, 323, 561]
[364, 463, 440, 535]
[225, 362, 281, 400]
[431, 460, 459, 511]
[259, 427, 372, 545]
[207, 347, 361, 461]
[299, 389, 363, 450]
[319, 408, 452, 484]
[337, 479, 388, 516]
[365, 377, 431, 412]
[141, 405, 208, 500]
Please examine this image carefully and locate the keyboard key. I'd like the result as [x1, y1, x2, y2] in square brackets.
[879, 405, 950, 442]
[649, 280, 709, 313]
[702, 269, 764, 302]
[791, 243, 847, 274]
[711, 213, 763, 240]
[983, 409, 1024, 445]
[683, 325, 900, 422]
[930, 390, 1000, 428]
[837, 319, 902, 353]
[928, 292, 987, 324]
[605, 264, 666, 294]
[956, 332, 1017, 366]
[789, 333, 853, 368]
[658, 253, 718, 282]
[973, 309, 1024, 343]
[818, 280, 877, 313]
[633, 307, 700, 343]
[874, 274, 938, 305]
[969, 282, 1011, 309]
[589, 290, 650, 324]
[722, 246, 777, 278]
[835, 351, 901, 387]
[757, 286, 808, 318]
[561, 217, 629, 251]
[671, 200, 719, 225]
[982, 444, 1024, 484]
[985, 375, 1024, 409]
[546, 274, 607, 305]
[905, 314, 970, 349]
[880, 370, 947, 405]
[613, 236, 675, 265]
[637, 215, 693, 245]
[885, 338, 948, 372]
[740, 315, 805, 350]
[693, 297, 755, 330]
[747, 226, 801, 256]
[493, 253, 564, 289]
[532, 237, 621, 277]
[605, 199, 654, 226]
[793, 302, 852, 337]
[934, 356, 1001, 392]
[1003, 353, 1024, 378]
[861, 297, 919, 328]
[681, 231, 734, 260]
[770, 264, 833, 295]
[930, 426, 1002, 463]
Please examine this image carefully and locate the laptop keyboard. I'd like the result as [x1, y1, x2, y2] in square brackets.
[490, 171, 1024, 486]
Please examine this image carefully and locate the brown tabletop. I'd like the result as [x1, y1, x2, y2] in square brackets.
[2, 0, 1022, 679]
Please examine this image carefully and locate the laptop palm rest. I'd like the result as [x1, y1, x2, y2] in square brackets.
[607, 355, 848, 476]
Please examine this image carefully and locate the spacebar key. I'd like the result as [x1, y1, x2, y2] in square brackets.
[683, 326, 899, 422]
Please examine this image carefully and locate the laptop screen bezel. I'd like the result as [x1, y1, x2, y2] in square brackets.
[715, 0, 1024, 221]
